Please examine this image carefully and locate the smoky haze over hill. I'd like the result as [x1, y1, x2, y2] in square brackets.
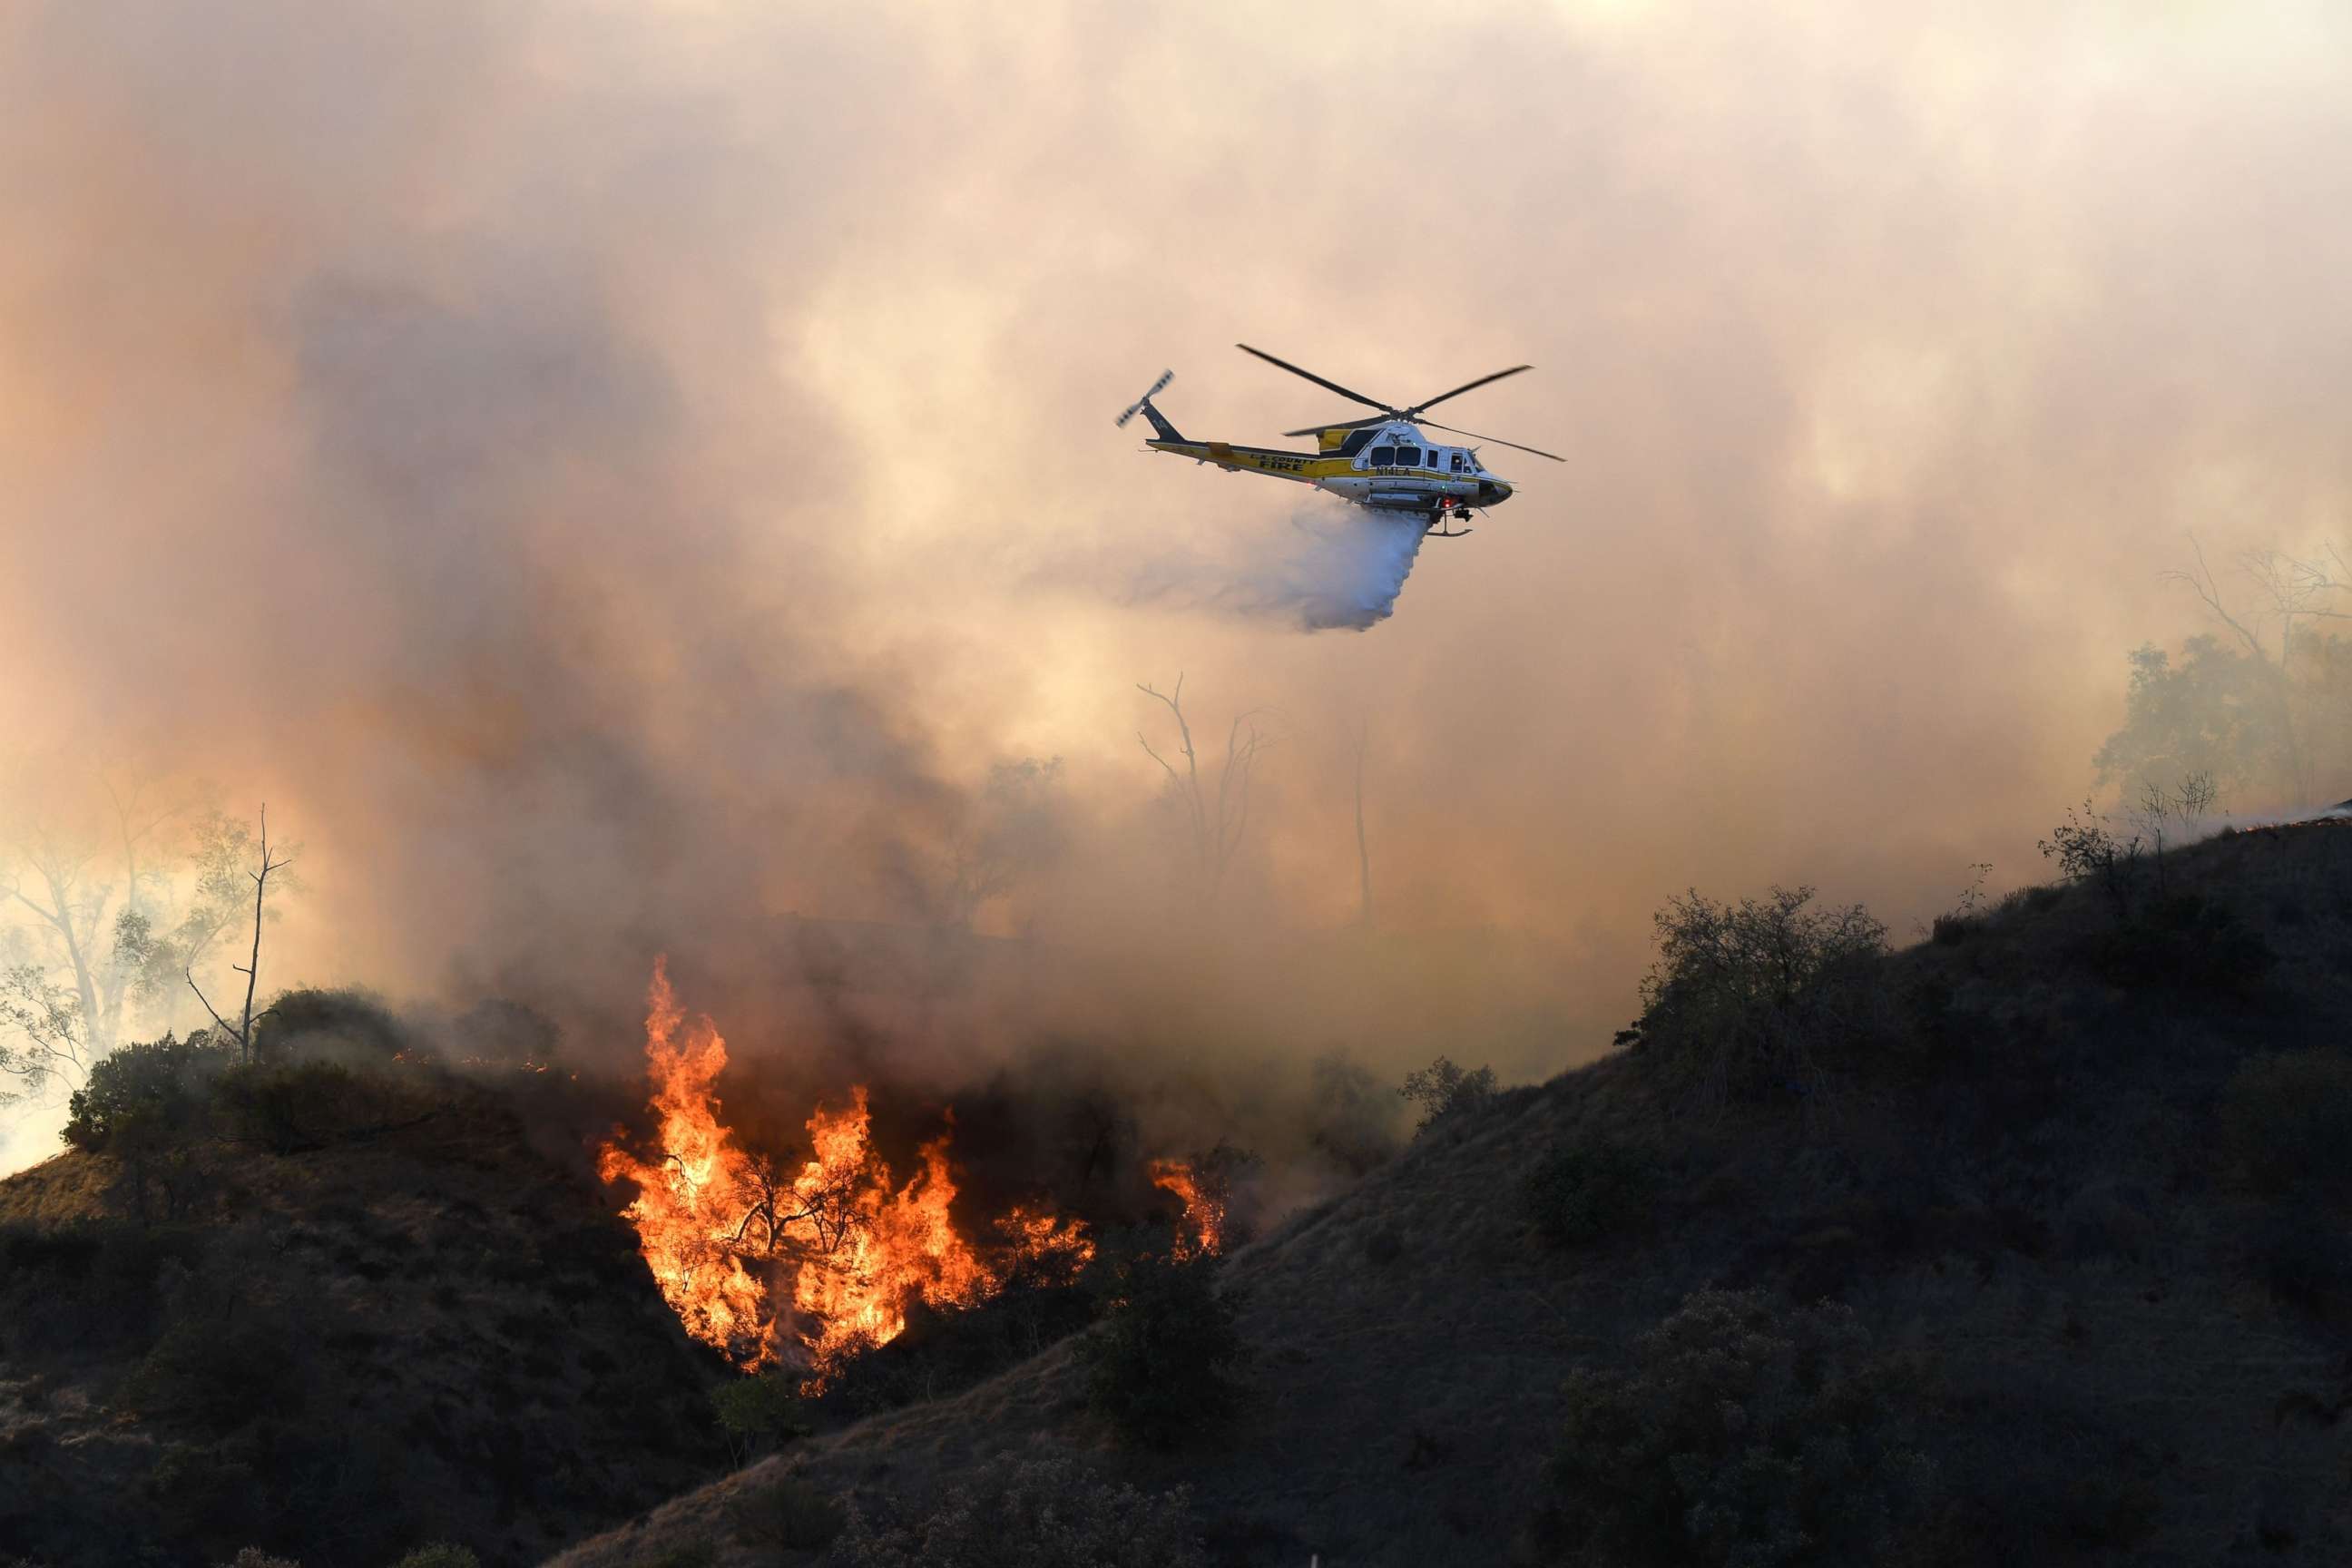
[5, 3, 2352, 1168]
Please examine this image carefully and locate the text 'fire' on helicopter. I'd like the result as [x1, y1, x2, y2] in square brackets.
[1115, 344, 1562, 538]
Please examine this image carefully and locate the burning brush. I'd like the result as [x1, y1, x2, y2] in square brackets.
[597, 960, 1107, 1387]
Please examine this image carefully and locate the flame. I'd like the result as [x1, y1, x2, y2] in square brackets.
[996, 1204, 1096, 1273]
[596, 959, 776, 1364]
[1149, 1158, 1225, 1258]
[601, 961, 1092, 1384]
[789, 1093, 1003, 1380]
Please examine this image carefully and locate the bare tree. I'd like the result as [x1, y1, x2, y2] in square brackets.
[186, 805, 294, 1065]
[0, 764, 270, 1102]
[2161, 535, 2352, 803]
[1136, 674, 1275, 905]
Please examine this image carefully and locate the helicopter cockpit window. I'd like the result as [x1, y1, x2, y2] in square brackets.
[1395, 446, 1422, 467]
[1367, 445, 1396, 467]
[1449, 451, 1468, 473]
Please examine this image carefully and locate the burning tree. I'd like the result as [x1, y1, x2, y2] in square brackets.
[599, 961, 1095, 1386]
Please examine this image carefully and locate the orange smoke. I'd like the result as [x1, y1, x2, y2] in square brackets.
[1149, 1158, 1225, 1259]
[601, 960, 1092, 1384]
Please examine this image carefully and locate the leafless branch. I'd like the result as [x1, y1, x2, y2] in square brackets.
[2160, 534, 2269, 662]
[185, 966, 239, 1041]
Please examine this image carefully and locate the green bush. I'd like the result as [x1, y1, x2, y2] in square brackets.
[1399, 1056, 1497, 1133]
[1524, 1140, 1658, 1248]
[64, 1034, 236, 1151]
[2220, 1051, 2352, 1194]
[711, 1367, 812, 1465]
[1533, 1289, 1934, 1568]
[388, 1546, 478, 1568]
[838, 1455, 1205, 1567]
[1079, 1250, 1247, 1449]
[215, 1548, 302, 1567]
[1629, 887, 1890, 1103]
[250, 987, 406, 1066]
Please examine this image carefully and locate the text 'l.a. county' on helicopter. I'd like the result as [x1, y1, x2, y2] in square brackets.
[1116, 344, 1562, 538]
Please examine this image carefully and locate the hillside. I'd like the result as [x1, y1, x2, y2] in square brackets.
[554, 818, 2352, 1567]
[0, 1054, 731, 1567]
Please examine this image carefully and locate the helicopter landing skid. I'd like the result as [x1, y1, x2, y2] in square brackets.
[1426, 512, 1475, 540]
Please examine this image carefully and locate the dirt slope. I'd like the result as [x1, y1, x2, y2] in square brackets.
[553, 820, 2352, 1567]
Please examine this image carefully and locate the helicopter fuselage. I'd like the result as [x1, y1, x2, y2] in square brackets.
[1142, 422, 1514, 518]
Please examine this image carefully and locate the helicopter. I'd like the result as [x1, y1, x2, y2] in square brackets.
[1116, 344, 1562, 538]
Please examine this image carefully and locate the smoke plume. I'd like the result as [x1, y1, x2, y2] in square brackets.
[5, 3, 2351, 1179]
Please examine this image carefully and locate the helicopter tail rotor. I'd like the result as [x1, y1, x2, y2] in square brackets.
[1115, 370, 1178, 438]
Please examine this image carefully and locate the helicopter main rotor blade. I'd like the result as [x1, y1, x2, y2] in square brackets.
[1236, 344, 1394, 414]
[1420, 419, 1567, 462]
[1406, 364, 1533, 416]
[1281, 413, 1391, 437]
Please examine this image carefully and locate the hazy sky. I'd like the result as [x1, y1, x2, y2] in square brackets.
[5, 1, 2350, 1167]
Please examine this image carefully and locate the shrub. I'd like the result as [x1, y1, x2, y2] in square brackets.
[1079, 1250, 1247, 1448]
[711, 1368, 812, 1465]
[127, 1311, 311, 1430]
[1524, 1140, 1658, 1248]
[2076, 893, 2275, 999]
[1533, 1289, 1935, 1568]
[217, 1550, 303, 1568]
[2219, 1051, 2352, 1194]
[730, 1475, 844, 1549]
[2037, 801, 2142, 916]
[388, 1549, 478, 1568]
[838, 1455, 1206, 1567]
[249, 987, 405, 1066]
[1399, 1055, 1497, 1133]
[1631, 887, 1889, 1103]
[211, 1061, 376, 1153]
[64, 1034, 235, 1151]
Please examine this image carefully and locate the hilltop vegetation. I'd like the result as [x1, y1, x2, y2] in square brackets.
[5, 817, 2350, 1567]
[552, 817, 2352, 1567]
[0, 994, 730, 1567]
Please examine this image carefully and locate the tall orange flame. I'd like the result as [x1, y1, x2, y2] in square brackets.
[1148, 1157, 1225, 1259]
[596, 958, 776, 1364]
[601, 960, 1093, 1384]
[789, 1091, 1004, 1379]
